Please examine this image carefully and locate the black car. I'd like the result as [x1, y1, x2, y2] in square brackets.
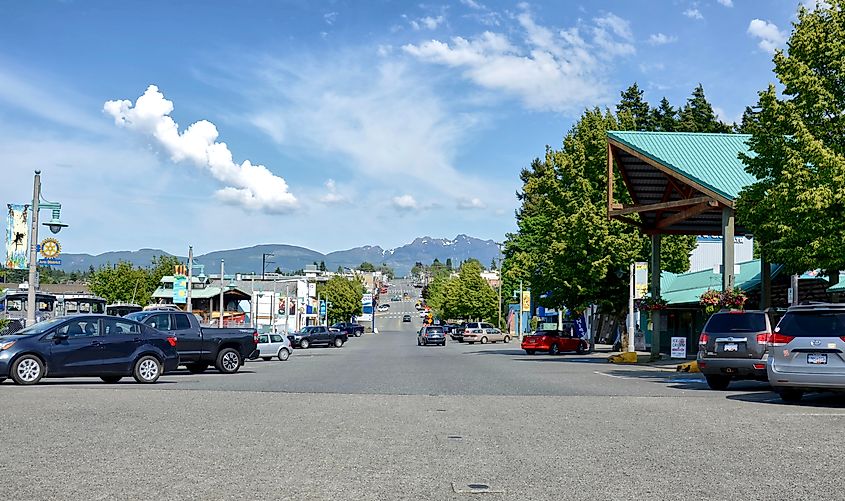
[0, 315, 179, 385]
[332, 322, 365, 337]
[403, 314, 412, 322]
[288, 326, 348, 349]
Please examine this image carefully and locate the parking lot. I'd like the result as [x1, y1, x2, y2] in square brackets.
[2, 298, 843, 500]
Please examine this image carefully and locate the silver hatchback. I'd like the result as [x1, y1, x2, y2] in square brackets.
[257, 332, 293, 361]
[768, 304, 845, 403]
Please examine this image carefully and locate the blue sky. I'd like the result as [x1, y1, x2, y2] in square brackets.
[0, 0, 812, 256]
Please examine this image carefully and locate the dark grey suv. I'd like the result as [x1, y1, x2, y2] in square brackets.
[697, 310, 773, 390]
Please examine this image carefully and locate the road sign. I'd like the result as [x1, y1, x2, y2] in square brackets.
[319, 300, 326, 316]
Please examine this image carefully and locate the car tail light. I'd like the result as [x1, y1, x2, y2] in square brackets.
[756, 332, 770, 344]
[753, 363, 766, 370]
[166, 336, 178, 347]
[698, 333, 709, 345]
[769, 333, 794, 346]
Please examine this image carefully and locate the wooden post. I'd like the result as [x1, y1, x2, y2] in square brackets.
[722, 207, 735, 291]
[760, 256, 771, 310]
[650, 234, 662, 358]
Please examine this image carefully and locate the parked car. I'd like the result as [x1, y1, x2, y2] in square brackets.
[257, 332, 292, 361]
[332, 322, 365, 337]
[0, 315, 179, 385]
[288, 326, 348, 349]
[521, 327, 588, 355]
[403, 314, 412, 323]
[697, 309, 773, 390]
[767, 303, 845, 403]
[451, 323, 469, 342]
[127, 311, 258, 374]
[418, 325, 446, 346]
[377, 304, 390, 312]
[464, 325, 509, 344]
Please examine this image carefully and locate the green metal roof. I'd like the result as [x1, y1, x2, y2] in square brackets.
[660, 260, 782, 305]
[607, 131, 757, 201]
[827, 274, 845, 292]
[152, 286, 247, 300]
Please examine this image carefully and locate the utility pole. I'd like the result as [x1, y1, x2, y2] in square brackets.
[518, 279, 523, 341]
[219, 259, 225, 328]
[26, 171, 41, 326]
[272, 278, 277, 333]
[317, 292, 321, 327]
[187, 246, 193, 313]
[628, 262, 635, 353]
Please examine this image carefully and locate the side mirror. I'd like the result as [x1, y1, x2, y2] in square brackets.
[54, 332, 69, 341]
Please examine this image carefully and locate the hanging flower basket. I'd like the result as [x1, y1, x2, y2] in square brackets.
[699, 287, 747, 315]
[637, 295, 668, 311]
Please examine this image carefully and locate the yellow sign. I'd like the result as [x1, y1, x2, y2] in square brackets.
[521, 291, 531, 312]
[40, 238, 61, 258]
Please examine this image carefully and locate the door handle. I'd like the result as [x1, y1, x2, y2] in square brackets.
[91, 341, 102, 346]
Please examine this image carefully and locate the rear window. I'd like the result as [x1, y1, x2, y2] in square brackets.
[704, 312, 766, 333]
[426, 327, 444, 333]
[777, 311, 845, 337]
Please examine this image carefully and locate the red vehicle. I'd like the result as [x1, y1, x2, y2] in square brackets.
[521, 328, 589, 355]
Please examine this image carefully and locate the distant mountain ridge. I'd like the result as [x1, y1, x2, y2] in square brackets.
[57, 235, 500, 275]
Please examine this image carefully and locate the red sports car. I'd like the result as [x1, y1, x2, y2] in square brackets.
[521, 329, 589, 355]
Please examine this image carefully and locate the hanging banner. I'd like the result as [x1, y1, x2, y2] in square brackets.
[173, 275, 188, 304]
[6, 204, 29, 270]
[521, 291, 531, 312]
[635, 262, 649, 299]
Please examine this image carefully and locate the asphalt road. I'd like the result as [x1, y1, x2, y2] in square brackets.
[1, 283, 844, 500]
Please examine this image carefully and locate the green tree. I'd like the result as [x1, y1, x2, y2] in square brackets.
[319, 261, 327, 272]
[737, 1, 845, 273]
[617, 83, 652, 131]
[678, 84, 732, 133]
[651, 97, 678, 132]
[318, 275, 364, 323]
[445, 258, 453, 269]
[358, 262, 376, 272]
[89, 261, 150, 305]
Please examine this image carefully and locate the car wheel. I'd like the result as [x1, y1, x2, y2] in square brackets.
[261, 357, 272, 361]
[11, 355, 44, 385]
[333, 338, 344, 348]
[300, 339, 310, 349]
[133, 355, 162, 384]
[480, 337, 488, 344]
[503, 336, 511, 343]
[278, 349, 290, 361]
[576, 342, 587, 355]
[215, 348, 242, 374]
[549, 344, 559, 355]
[525, 350, 535, 355]
[705, 374, 731, 391]
[186, 363, 208, 374]
[779, 389, 804, 403]
[100, 376, 122, 384]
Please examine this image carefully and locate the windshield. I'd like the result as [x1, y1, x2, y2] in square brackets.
[426, 327, 444, 334]
[13, 317, 66, 336]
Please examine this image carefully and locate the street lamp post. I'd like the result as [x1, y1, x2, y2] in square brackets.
[219, 259, 225, 328]
[26, 171, 68, 326]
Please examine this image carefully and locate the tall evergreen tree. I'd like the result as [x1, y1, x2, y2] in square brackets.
[616, 83, 652, 131]
[651, 97, 678, 132]
[678, 84, 732, 133]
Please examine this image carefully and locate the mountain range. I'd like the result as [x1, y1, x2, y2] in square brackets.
[57, 235, 501, 276]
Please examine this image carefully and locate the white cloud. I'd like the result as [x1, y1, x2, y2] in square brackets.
[458, 197, 487, 210]
[801, 0, 831, 10]
[411, 15, 445, 30]
[319, 179, 349, 204]
[460, 0, 483, 9]
[104, 85, 297, 213]
[392, 194, 418, 211]
[717, 0, 733, 7]
[683, 8, 704, 19]
[648, 33, 677, 45]
[747, 19, 787, 54]
[402, 8, 635, 113]
[324, 12, 338, 25]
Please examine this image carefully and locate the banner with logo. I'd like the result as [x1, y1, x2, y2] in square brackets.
[173, 275, 188, 304]
[5, 204, 29, 270]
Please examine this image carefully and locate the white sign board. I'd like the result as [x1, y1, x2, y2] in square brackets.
[308, 282, 316, 297]
[670, 337, 687, 359]
[362, 293, 373, 306]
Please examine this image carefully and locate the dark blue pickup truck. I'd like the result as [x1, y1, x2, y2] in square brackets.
[127, 310, 258, 374]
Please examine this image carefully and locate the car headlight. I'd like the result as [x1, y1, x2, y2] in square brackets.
[0, 341, 16, 350]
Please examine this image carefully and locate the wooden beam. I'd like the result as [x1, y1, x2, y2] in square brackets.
[608, 139, 734, 207]
[655, 202, 714, 229]
[609, 196, 716, 216]
[611, 214, 644, 228]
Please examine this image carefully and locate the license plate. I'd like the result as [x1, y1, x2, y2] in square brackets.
[723, 343, 738, 352]
[808, 354, 828, 365]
